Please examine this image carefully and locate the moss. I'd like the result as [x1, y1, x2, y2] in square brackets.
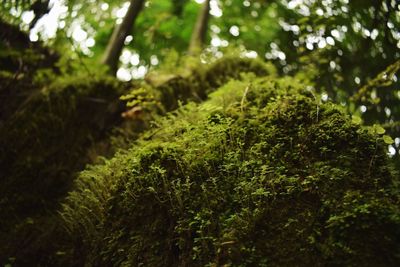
[0, 75, 126, 215]
[153, 56, 273, 111]
[0, 21, 282, 265]
[0, 74, 127, 265]
[62, 75, 400, 266]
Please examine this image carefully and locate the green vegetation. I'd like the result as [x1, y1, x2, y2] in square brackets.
[62, 75, 400, 266]
[0, 0, 399, 266]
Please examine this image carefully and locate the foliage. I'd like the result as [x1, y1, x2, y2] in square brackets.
[61, 73, 400, 266]
[276, 0, 400, 141]
[1, 1, 399, 265]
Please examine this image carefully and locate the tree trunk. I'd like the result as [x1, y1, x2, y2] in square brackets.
[101, 0, 145, 74]
[188, 0, 210, 55]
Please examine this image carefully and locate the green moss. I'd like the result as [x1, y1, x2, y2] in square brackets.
[0, 75, 125, 215]
[0, 56, 280, 266]
[62, 75, 400, 266]
[0, 74, 128, 265]
[152, 56, 273, 111]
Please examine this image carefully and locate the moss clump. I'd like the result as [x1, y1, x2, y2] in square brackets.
[0, 75, 127, 264]
[151, 56, 273, 111]
[62, 76, 400, 266]
[0, 75, 124, 212]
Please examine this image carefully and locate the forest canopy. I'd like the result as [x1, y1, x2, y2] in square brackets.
[0, 0, 399, 266]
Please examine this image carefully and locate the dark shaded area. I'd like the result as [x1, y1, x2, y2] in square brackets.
[0, 77, 127, 266]
[0, 22, 127, 265]
[0, 19, 59, 122]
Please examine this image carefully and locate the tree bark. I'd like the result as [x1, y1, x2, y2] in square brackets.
[188, 0, 210, 55]
[101, 0, 145, 74]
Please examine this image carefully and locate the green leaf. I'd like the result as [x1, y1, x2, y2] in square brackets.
[351, 115, 362, 125]
[374, 124, 386, 135]
[383, 135, 394, 144]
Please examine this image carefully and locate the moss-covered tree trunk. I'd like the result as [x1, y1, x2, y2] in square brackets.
[0, 30, 271, 265]
[61, 69, 400, 267]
